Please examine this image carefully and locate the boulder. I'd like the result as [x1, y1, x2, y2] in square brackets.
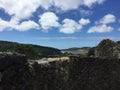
[95, 39, 120, 59]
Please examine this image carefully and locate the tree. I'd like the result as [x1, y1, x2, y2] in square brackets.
[14, 44, 38, 59]
[88, 47, 95, 57]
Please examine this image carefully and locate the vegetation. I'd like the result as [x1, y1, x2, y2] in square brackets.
[87, 47, 95, 57]
[0, 41, 61, 59]
[117, 41, 120, 44]
[1, 39, 118, 59]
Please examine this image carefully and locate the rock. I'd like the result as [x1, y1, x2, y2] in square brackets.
[1, 52, 120, 90]
[0, 52, 34, 90]
[95, 39, 120, 59]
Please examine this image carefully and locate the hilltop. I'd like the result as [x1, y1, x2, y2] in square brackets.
[88, 39, 120, 58]
[0, 40, 61, 59]
[95, 39, 120, 59]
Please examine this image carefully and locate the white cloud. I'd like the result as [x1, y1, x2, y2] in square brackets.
[99, 14, 116, 24]
[88, 24, 113, 33]
[0, 0, 50, 19]
[0, 18, 10, 31]
[0, 18, 39, 31]
[0, 0, 106, 21]
[53, 0, 105, 11]
[0, 0, 106, 32]
[88, 14, 115, 33]
[54, 0, 82, 11]
[79, 18, 90, 25]
[39, 13, 90, 34]
[15, 20, 39, 31]
[39, 12, 60, 31]
[59, 19, 82, 34]
[83, 0, 105, 7]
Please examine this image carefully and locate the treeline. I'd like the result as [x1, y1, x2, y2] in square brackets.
[0, 41, 61, 59]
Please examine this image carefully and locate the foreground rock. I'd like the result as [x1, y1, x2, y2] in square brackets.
[1, 53, 120, 90]
[95, 39, 120, 59]
[0, 52, 34, 90]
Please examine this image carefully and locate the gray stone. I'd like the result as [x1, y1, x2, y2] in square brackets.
[0, 52, 34, 90]
[95, 39, 120, 59]
[1, 52, 120, 90]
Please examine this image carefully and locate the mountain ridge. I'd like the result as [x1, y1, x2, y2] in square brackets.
[0, 40, 61, 59]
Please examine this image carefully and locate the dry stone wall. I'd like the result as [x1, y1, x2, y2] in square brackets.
[0, 53, 120, 90]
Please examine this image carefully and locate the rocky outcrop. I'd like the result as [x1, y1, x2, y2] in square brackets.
[1, 53, 120, 90]
[95, 39, 120, 59]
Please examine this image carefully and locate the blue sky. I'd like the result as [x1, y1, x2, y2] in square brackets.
[0, 0, 120, 49]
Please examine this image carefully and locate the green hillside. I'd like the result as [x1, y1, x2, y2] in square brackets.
[0, 41, 61, 59]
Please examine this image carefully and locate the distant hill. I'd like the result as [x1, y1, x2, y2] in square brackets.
[0, 41, 61, 59]
[62, 47, 91, 51]
[61, 47, 91, 55]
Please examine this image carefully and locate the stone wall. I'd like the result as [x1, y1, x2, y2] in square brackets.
[1, 53, 120, 90]
[0, 52, 34, 90]
[32, 59, 70, 90]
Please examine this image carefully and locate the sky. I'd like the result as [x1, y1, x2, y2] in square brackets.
[0, 0, 120, 49]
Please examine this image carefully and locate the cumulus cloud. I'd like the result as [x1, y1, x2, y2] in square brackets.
[59, 19, 82, 34]
[99, 14, 116, 24]
[39, 12, 90, 34]
[15, 20, 39, 31]
[59, 18, 90, 34]
[79, 18, 90, 25]
[0, 0, 50, 19]
[53, 0, 105, 11]
[83, 0, 105, 7]
[0, 0, 106, 32]
[0, 10, 91, 33]
[0, 0, 105, 19]
[39, 12, 60, 31]
[0, 18, 10, 31]
[54, 0, 82, 11]
[0, 18, 39, 31]
[0, 0, 106, 20]
[88, 24, 113, 33]
[88, 14, 115, 33]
